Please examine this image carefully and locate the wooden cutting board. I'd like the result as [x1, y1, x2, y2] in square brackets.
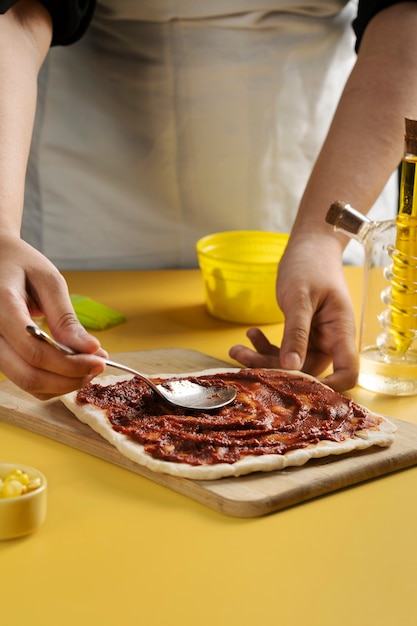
[1, 348, 417, 518]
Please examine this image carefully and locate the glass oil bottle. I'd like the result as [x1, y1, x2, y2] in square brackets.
[325, 119, 417, 395]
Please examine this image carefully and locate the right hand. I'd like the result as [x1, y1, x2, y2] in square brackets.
[0, 232, 106, 399]
[230, 231, 359, 392]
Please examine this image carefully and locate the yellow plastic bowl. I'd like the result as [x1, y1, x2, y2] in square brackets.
[0, 463, 47, 540]
[196, 230, 289, 324]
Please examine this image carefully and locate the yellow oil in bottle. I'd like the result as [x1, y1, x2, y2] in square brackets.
[359, 346, 417, 395]
[388, 154, 417, 353]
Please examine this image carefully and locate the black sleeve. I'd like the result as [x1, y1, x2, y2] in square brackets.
[353, 0, 416, 50]
[0, 0, 95, 46]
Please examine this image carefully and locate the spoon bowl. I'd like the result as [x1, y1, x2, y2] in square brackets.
[26, 325, 237, 410]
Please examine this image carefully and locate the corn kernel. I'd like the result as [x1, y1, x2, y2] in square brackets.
[2, 478, 25, 498]
[27, 477, 42, 492]
[8, 468, 30, 486]
[0, 468, 41, 498]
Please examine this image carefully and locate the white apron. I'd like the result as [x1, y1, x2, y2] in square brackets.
[22, 0, 396, 269]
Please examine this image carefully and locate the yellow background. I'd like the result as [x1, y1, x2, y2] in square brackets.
[1, 268, 416, 626]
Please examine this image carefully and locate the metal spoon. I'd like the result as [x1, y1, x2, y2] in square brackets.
[26, 325, 237, 410]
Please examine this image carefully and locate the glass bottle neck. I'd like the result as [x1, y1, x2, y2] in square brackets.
[325, 201, 375, 244]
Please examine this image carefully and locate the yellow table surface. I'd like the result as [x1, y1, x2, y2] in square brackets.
[1, 268, 417, 626]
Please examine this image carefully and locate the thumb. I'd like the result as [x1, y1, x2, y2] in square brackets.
[47, 310, 102, 355]
[39, 283, 102, 355]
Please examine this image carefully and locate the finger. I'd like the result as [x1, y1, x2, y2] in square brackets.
[319, 368, 358, 393]
[229, 343, 282, 369]
[301, 351, 332, 379]
[246, 328, 281, 357]
[26, 267, 102, 355]
[319, 338, 359, 393]
[229, 329, 283, 368]
[0, 297, 104, 375]
[278, 299, 313, 371]
[0, 278, 106, 397]
[0, 335, 105, 399]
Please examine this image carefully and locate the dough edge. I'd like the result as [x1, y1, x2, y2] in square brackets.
[60, 368, 396, 480]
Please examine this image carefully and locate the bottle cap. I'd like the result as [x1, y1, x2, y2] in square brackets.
[405, 118, 417, 154]
[326, 201, 370, 235]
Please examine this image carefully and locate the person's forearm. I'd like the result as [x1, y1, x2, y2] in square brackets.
[292, 1, 417, 246]
[0, 0, 52, 234]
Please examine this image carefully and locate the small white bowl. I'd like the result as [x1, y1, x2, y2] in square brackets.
[0, 463, 47, 540]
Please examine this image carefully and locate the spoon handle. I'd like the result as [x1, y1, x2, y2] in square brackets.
[26, 325, 76, 355]
[26, 325, 162, 394]
[101, 359, 162, 393]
